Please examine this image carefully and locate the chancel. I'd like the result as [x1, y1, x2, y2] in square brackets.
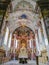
[0, 0, 49, 65]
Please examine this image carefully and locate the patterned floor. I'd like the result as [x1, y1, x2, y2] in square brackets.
[1, 60, 36, 65]
[1, 60, 48, 65]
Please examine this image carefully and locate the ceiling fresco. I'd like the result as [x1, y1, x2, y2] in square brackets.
[0, 0, 49, 39]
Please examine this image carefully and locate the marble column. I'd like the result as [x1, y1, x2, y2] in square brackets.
[38, 27, 45, 51]
[8, 33, 12, 49]
[35, 30, 39, 65]
[38, 28, 43, 44]
[13, 34, 16, 60]
[29, 39, 32, 48]
[27, 39, 30, 49]
[35, 30, 41, 56]
[41, 18, 48, 46]
[41, 18, 49, 59]
[6, 33, 12, 57]
[15, 39, 18, 48]
[3, 27, 9, 49]
[4, 27, 9, 56]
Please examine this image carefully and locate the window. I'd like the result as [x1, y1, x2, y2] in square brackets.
[4, 27, 9, 46]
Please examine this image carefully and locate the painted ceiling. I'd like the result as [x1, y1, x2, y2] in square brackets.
[5, 0, 40, 33]
[0, 0, 49, 33]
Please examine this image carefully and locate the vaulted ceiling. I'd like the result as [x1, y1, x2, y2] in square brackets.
[6, 0, 40, 33]
[0, 0, 49, 32]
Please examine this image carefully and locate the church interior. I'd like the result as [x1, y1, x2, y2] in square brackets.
[0, 0, 49, 65]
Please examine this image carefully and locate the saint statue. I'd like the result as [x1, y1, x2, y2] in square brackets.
[19, 43, 28, 58]
[19, 42, 28, 63]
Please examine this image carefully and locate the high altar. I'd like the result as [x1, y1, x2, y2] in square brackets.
[10, 26, 36, 62]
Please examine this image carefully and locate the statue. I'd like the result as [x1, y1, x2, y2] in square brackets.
[19, 43, 28, 63]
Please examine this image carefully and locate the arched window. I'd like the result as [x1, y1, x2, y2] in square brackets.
[4, 27, 9, 46]
[8, 33, 12, 49]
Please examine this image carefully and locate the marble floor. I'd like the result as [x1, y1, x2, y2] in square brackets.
[1, 60, 48, 65]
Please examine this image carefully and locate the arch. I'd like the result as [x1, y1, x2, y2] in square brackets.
[13, 26, 34, 35]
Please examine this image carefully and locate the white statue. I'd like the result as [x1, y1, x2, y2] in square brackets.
[19, 43, 28, 58]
